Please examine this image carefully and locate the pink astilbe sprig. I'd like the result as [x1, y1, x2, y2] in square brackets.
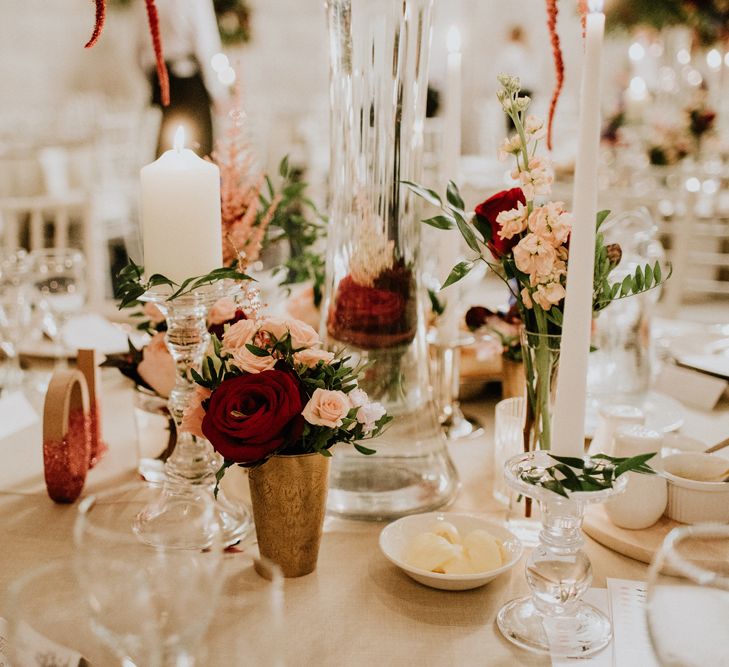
[84, 0, 106, 48]
[545, 0, 565, 151]
[212, 86, 280, 267]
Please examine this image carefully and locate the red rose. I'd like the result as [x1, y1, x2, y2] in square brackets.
[201, 369, 304, 464]
[474, 188, 526, 258]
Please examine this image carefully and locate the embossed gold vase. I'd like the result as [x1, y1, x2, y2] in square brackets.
[248, 453, 330, 578]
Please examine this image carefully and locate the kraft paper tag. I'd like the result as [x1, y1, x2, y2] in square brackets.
[654, 364, 727, 411]
[0, 392, 39, 442]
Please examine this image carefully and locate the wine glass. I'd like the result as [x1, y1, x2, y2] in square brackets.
[5, 559, 156, 666]
[0, 249, 31, 390]
[29, 248, 86, 360]
[646, 523, 729, 666]
[74, 482, 224, 666]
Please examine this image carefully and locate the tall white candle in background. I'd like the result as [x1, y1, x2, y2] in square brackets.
[140, 126, 222, 285]
[551, 1, 605, 457]
[437, 25, 463, 341]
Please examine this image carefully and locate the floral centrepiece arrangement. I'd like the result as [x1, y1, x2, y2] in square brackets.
[408, 74, 667, 453]
[327, 207, 416, 350]
[182, 315, 391, 484]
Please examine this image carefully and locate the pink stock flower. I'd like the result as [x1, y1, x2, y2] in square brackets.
[512, 156, 554, 200]
[181, 386, 212, 438]
[513, 233, 558, 276]
[496, 202, 529, 240]
[137, 332, 176, 398]
[528, 202, 571, 246]
[521, 287, 534, 310]
[532, 281, 566, 310]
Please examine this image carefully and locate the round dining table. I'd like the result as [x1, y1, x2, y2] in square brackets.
[2, 367, 728, 666]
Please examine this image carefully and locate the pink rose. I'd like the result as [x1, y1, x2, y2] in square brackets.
[181, 386, 212, 438]
[207, 298, 238, 326]
[138, 332, 176, 398]
[348, 387, 369, 408]
[222, 319, 258, 351]
[143, 302, 165, 326]
[302, 388, 351, 428]
[227, 347, 278, 374]
[257, 317, 289, 342]
[294, 347, 334, 368]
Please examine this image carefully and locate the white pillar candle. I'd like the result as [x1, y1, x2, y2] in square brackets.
[140, 127, 222, 285]
[551, 2, 605, 457]
[437, 25, 463, 342]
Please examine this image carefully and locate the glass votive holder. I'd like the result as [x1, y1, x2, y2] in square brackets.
[493, 396, 525, 506]
[133, 386, 173, 482]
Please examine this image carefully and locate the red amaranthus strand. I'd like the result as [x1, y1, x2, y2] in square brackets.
[144, 0, 170, 107]
[84, 0, 106, 49]
[546, 0, 565, 151]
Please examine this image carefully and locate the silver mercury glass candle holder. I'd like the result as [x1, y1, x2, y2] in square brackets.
[497, 450, 626, 658]
[134, 281, 252, 547]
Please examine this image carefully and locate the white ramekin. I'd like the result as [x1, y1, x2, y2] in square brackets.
[663, 453, 729, 524]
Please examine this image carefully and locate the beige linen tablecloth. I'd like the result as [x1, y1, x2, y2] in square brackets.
[2, 371, 728, 666]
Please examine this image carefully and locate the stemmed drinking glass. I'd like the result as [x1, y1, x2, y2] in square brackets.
[74, 482, 224, 666]
[0, 249, 31, 390]
[646, 523, 729, 666]
[29, 248, 87, 362]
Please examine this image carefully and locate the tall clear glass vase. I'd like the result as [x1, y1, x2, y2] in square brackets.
[323, 0, 458, 519]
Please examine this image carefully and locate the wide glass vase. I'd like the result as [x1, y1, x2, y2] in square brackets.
[323, 0, 458, 519]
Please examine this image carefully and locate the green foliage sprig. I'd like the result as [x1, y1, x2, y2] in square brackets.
[115, 259, 251, 309]
[262, 157, 327, 307]
[518, 452, 656, 498]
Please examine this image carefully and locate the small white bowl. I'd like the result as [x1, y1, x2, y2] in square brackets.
[379, 512, 523, 591]
[663, 452, 729, 524]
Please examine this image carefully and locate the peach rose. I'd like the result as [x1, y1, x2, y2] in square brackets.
[222, 319, 258, 352]
[181, 385, 212, 438]
[207, 297, 238, 326]
[302, 389, 352, 428]
[138, 332, 176, 398]
[294, 347, 334, 368]
[259, 317, 320, 349]
[143, 302, 166, 326]
[227, 347, 278, 374]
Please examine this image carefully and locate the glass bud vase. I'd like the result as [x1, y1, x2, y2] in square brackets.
[521, 329, 562, 453]
[323, 0, 458, 519]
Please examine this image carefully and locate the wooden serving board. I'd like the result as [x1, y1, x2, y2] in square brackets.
[583, 505, 681, 565]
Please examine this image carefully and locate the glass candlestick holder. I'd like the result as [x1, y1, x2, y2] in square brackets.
[135, 282, 252, 547]
[497, 450, 626, 658]
[429, 331, 484, 440]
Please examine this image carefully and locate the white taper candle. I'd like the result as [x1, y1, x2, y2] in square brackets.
[551, 2, 605, 456]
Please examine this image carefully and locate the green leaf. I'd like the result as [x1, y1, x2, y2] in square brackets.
[428, 288, 445, 316]
[620, 274, 633, 297]
[354, 443, 377, 455]
[245, 343, 271, 358]
[279, 155, 290, 178]
[453, 211, 481, 253]
[615, 452, 656, 478]
[549, 454, 585, 469]
[595, 210, 610, 229]
[422, 215, 456, 230]
[644, 263, 653, 289]
[634, 265, 644, 291]
[442, 260, 474, 289]
[402, 180, 442, 208]
[654, 261, 662, 283]
[446, 180, 465, 210]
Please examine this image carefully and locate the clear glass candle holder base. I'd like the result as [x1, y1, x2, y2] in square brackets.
[497, 450, 626, 658]
[497, 596, 612, 657]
